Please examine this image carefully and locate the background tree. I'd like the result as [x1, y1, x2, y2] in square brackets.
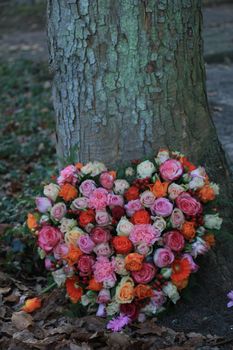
[47, 0, 233, 330]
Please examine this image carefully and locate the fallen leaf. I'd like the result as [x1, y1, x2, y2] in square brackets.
[0, 286, 11, 295]
[11, 311, 34, 330]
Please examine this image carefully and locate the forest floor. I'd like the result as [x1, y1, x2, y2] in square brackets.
[0, 2, 233, 350]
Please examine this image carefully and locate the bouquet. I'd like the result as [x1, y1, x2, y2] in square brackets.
[27, 150, 222, 331]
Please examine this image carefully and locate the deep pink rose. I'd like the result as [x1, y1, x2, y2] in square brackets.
[50, 202, 67, 221]
[95, 210, 112, 226]
[35, 197, 52, 213]
[131, 263, 156, 283]
[93, 256, 116, 283]
[78, 234, 95, 254]
[153, 248, 174, 268]
[97, 289, 111, 304]
[159, 159, 183, 181]
[176, 193, 202, 216]
[53, 243, 69, 260]
[38, 225, 63, 252]
[79, 180, 96, 197]
[100, 172, 114, 190]
[78, 254, 95, 276]
[107, 194, 124, 207]
[90, 227, 111, 244]
[125, 199, 143, 217]
[129, 224, 161, 245]
[93, 242, 112, 257]
[88, 188, 108, 210]
[151, 198, 173, 217]
[57, 165, 77, 186]
[163, 230, 185, 252]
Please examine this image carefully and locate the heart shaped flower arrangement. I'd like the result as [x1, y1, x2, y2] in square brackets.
[27, 150, 222, 331]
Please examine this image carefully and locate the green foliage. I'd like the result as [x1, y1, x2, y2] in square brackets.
[0, 59, 56, 274]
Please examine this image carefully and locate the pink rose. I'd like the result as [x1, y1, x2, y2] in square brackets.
[88, 188, 108, 210]
[125, 199, 143, 217]
[35, 197, 52, 213]
[151, 198, 173, 217]
[176, 193, 202, 216]
[168, 183, 185, 200]
[53, 243, 69, 260]
[94, 242, 112, 257]
[38, 226, 63, 252]
[100, 172, 114, 190]
[170, 208, 185, 228]
[79, 180, 96, 197]
[153, 248, 174, 268]
[78, 234, 95, 254]
[51, 202, 67, 221]
[97, 289, 111, 304]
[78, 254, 95, 276]
[107, 194, 124, 207]
[140, 190, 156, 208]
[95, 210, 112, 226]
[159, 159, 183, 181]
[163, 230, 185, 252]
[93, 256, 116, 283]
[131, 263, 156, 283]
[71, 197, 88, 210]
[57, 165, 77, 186]
[129, 224, 161, 245]
[136, 242, 152, 255]
[151, 290, 166, 307]
[90, 227, 111, 244]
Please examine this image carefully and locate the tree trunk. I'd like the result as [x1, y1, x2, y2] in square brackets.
[47, 0, 233, 334]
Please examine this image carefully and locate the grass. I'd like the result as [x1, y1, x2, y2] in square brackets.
[0, 59, 56, 224]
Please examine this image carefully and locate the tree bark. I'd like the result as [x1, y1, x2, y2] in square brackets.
[47, 0, 233, 333]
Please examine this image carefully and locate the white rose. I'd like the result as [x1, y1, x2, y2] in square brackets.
[204, 214, 222, 230]
[125, 167, 134, 176]
[141, 301, 158, 315]
[116, 216, 134, 236]
[155, 149, 170, 165]
[60, 218, 77, 234]
[113, 179, 130, 195]
[81, 161, 107, 177]
[65, 226, 85, 245]
[168, 183, 185, 200]
[210, 182, 219, 195]
[81, 162, 94, 175]
[152, 216, 167, 232]
[160, 268, 172, 279]
[190, 166, 206, 179]
[43, 183, 60, 201]
[188, 177, 205, 190]
[106, 301, 120, 316]
[137, 160, 155, 178]
[52, 268, 67, 287]
[162, 282, 180, 304]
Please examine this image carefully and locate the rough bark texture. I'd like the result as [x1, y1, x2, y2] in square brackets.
[47, 0, 233, 333]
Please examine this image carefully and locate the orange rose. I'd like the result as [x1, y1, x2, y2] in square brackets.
[124, 186, 140, 201]
[197, 185, 215, 203]
[109, 170, 117, 179]
[115, 277, 135, 303]
[27, 213, 37, 230]
[179, 157, 196, 172]
[112, 236, 133, 255]
[125, 253, 144, 271]
[59, 183, 78, 201]
[173, 278, 189, 290]
[181, 221, 196, 240]
[22, 297, 41, 313]
[64, 245, 83, 266]
[75, 162, 83, 170]
[203, 233, 215, 247]
[66, 277, 83, 303]
[86, 278, 103, 291]
[131, 209, 151, 225]
[79, 209, 95, 227]
[149, 180, 169, 198]
[134, 284, 153, 300]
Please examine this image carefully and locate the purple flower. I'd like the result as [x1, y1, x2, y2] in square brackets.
[227, 291, 233, 308]
[35, 197, 52, 213]
[106, 314, 131, 332]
